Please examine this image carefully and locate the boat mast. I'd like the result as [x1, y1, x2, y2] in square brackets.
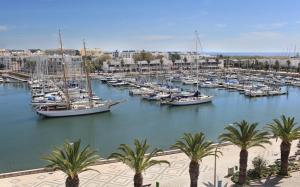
[83, 40, 93, 107]
[59, 30, 71, 109]
[195, 30, 199, 92]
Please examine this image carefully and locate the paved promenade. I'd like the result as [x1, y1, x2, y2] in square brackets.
[0, 139, 299, 187]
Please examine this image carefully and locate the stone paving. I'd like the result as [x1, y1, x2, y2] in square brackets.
[0, 139, 299, 187]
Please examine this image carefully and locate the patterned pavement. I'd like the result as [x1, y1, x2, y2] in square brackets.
[1, 139, 299, 187]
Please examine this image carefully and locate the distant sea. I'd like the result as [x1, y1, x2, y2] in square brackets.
[207, 52, 292, 57]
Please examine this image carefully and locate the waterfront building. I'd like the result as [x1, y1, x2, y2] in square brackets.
[80, 48, 103, 57]
[45, 49, 79, 56]
[0, 55, 11, 70]
[0, 49, 10, 56]
[32, 55, 82, 75]
[111, 50, 119, 59]
[119, 50, 140, 59]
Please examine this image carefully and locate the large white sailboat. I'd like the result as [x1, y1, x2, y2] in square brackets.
[165, 31, 213, 106]
[37, 32, 122, 117]
[37, 101, 117, 117]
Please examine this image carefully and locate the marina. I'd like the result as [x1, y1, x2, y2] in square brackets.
[2, 0, 300, 186]
[1, 72, 300, 173]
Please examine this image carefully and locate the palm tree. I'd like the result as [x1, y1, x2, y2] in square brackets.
[133, 59, 139, 73]
[109, 139, 170, 187]
[172, 133, 218, 187]
[183, 57, 188, 70]
[286, 60, 291, 72]
[274, 60, 280, 72]
[171, 58, 176, 70]
[107, 61, 111, 72]
[246, 59, 250, 69]
[159, 58, 164, 73]
[219, 121, 270, 185]
[264, 61, 269, 71]
[267, 115, 300, 176]
[120, 59, 125, 72]
[43, 140, 100, 187]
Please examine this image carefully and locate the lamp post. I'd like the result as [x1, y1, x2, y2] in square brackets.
[214, 143, 221, 187]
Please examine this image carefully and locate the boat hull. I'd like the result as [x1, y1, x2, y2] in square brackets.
[37, 105, 110, 117]
[167, 96, 213, 106]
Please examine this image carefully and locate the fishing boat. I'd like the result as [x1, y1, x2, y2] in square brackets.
[37, 33, 122, 117]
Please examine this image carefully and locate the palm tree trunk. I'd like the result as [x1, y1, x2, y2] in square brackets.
[134, 173, 143, 187]
[189, 160, 199, 187]
[66, 175, 79, 187]
[238, 149, 248, 185]
[280, 141, 291, 176]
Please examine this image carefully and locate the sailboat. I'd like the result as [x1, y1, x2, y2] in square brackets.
[165, 31, 213, 106]
[37, 32, 122, 117]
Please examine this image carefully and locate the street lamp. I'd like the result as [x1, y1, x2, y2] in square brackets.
[214, 143, 222, 187]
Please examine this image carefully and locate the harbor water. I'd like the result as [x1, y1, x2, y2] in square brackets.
[0, 80, 300, 173]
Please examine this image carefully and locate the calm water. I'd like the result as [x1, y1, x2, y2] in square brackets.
[0, 80, 300, 173]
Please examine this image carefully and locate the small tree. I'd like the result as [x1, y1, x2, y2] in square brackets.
[274, 60, 280, 72]
[183, 57, 188, 70]
[134, 59, 139, 73]
[170, 53, 181, 70]
[107, 61, 111, 72]
[264, 61, 269, 71]
[252, 156, 268, 178]
[120, 59, 125, 72]
[286, 60, 291, 72]
[246, 60, 250, 69]
[159, 58, 164, 72]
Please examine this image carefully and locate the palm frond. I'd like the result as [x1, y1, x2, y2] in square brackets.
[42, 139, 100, 178]
[268, 115, 300, 143]
[172, 132, 217, 162]
[219, 121, 270, 150]
[109, 139, 169, 174]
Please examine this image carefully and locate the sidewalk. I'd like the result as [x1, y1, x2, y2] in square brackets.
[0, 139, 298, 187]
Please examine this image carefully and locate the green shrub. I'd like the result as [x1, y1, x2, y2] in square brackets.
[252, 156, 268, 178]
[230, 159, 300, 183]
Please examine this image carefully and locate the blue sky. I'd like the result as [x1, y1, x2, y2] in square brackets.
[1, 0, 300, 52]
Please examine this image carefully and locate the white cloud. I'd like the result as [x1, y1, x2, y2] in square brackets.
[253, 22, 287, 30]
[240, 31, 282, 39]
[271, 22, 287, 28]
[140, 35, 174, 41]
[214, 23, 227, 28]
[0, 25, 8, 32]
